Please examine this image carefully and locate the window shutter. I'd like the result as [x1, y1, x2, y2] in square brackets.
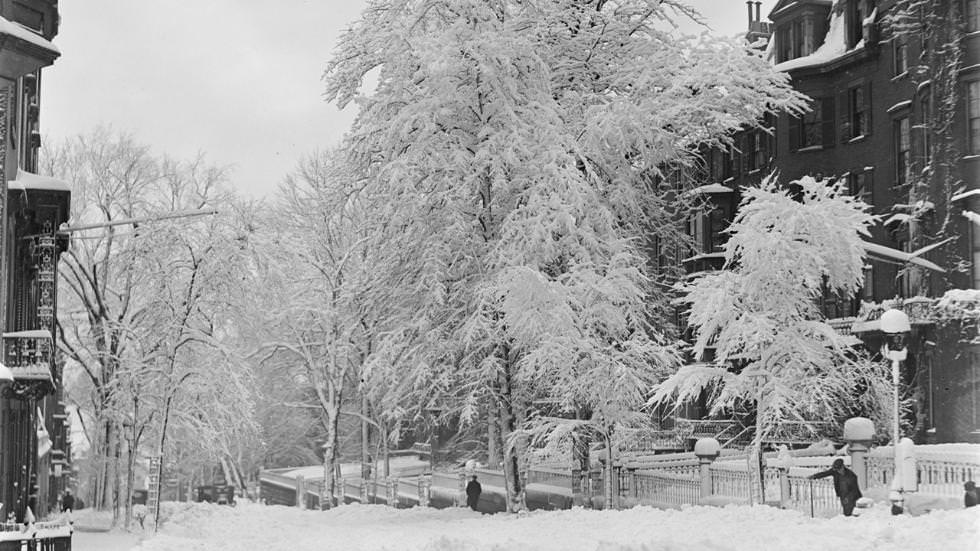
[821, 97, 836, 147]
[839, 90, 851, 142]
[789, 115, 801, 151]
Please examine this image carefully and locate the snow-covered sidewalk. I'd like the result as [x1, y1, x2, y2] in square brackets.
[106, 501, 980, 551]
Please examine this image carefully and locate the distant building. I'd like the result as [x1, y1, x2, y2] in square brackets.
[0, 0, 72, 521]
[675, 0, 979, 444]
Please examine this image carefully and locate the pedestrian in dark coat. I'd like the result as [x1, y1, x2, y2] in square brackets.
[465, 475, 482, 512]
[809, 458, 862, 516]
[964, 481, 978, 508]
[61, 489, 75, 513]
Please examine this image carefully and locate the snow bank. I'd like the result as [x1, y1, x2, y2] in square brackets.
[126, 500, 978, 551]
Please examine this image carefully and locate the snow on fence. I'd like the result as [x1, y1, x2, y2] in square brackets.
[782, 475, 839, 518]
[867, 452, 980, 497]
[528, 466, 574, 489]
[708, 463, 752, 502]
[632, 470, 701, 509]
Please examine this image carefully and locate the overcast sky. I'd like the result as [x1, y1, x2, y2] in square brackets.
[40, 0, 768, 199]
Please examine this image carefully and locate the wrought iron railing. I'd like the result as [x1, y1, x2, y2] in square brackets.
[2, 331, 53, 381]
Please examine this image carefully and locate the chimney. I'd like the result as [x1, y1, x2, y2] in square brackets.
[755, 2, 762, 23]
[747, 1, 754, 24]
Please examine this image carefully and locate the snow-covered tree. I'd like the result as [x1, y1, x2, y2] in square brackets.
[651, 175, 892, 501]
[324, 0, 806, 510]
[42, 129, 258, 527]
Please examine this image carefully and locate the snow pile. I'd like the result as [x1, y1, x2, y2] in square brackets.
[125, 501, 979, 551]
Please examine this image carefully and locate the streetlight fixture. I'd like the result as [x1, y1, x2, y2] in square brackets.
[879, 307, 910, 515]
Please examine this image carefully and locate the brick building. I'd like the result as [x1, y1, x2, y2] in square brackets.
[0, 0, 72, 521]
[683, 0, 979, 444]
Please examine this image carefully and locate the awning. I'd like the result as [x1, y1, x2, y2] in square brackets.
[7, 169, 70, 193]
[863, 242, 945, 273]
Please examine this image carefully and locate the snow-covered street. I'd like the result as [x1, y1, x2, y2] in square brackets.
[72, 502, 980, 551]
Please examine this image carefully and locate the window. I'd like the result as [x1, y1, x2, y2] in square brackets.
[861, 265, 874, 301]
[724, 144, 739, 179]
[777, 25, 792, 63]
[968, 0, 979, 32]
[918, 93, 932, 159]
[847, 0, 873, 49]
[894, 38, 908, 76]
[840, 84, 872, 142]
[848, 171, 873, 204]
[968, 81, 980, 155]
[776, 17, 819, 62]
[746, 132, 764, 171]
[710, 149, 724, 181]
[973, 220, 980, 290]
[708, 202, 732, 253]
[791, 97, 835, 150]
[895, 116, 911, 185]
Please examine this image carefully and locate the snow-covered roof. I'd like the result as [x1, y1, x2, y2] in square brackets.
[862, 242, 945, 273]
[0, 15, 59, 54]
[686, 183, 733, 196]
[7, 168, 70, 193]
[773, 6, 859, 72]
[681, 252, 726, 263]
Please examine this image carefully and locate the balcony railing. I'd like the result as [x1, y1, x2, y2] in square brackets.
[2, 330, 54, 382]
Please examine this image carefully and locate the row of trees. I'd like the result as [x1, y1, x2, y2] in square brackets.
[43, 129, 260, 528]
[46, 0, 898, 521]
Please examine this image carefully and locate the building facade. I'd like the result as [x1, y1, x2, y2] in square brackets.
[0, 0, 71, 521]
[682, 0, 979, 444]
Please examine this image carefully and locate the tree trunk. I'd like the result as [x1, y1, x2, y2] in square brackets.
[321, 403, 340, 509]
[497, 343, 526, 513]
[111, 424, 122, 527]
[604, 431, 615, 510]
[487, 399, 501, 469]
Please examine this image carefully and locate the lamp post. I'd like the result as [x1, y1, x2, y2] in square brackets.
[879, 308, 910, 515]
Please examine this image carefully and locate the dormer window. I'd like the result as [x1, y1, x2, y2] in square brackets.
[775, 14, 824, 62]
[846, 0, 875, 49]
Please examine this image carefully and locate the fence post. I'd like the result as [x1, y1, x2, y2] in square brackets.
[629, 467, 638, 499]
[387, 478, 398, 508]
[844, 417, 874, 492]
[571, 468, 583, 507]
[418, 477, 430, 508]
[778, 467, 790, 509]
[611, 465, 621, 509]
[695, 438, 721, 503]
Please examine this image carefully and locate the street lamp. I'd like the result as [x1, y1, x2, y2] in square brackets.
[880, 307, 910, 515]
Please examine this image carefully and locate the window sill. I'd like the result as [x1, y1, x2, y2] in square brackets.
[796, 145, 824, 153]
[848, 135, 868, 144]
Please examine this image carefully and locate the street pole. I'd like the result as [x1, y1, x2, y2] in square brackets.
[880, 308, 910, 516]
